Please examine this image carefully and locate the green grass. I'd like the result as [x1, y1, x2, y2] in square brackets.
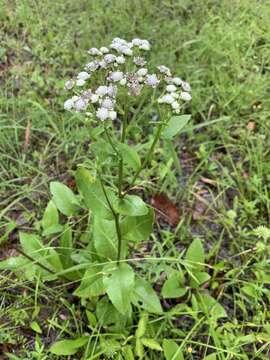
[1, 0, 270, 359]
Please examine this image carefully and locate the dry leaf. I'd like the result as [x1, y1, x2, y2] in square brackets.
[150, 193, 180, 226]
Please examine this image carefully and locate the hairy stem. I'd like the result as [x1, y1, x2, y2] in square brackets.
[118, 114, 127, 197]
[123, 121, 164, 195]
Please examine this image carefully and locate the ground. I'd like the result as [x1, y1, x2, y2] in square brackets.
[1, 0, 270, 359]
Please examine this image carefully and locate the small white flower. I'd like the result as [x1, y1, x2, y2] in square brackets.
[76, 79, 85, 86]
[96, 107, 109, 121]
[180, 92, 192, 101]
[120, 46, 133, 56]
[145, 74, 159, 87]
[160, 94, 174, 104]
[166, 84, 177, 93]
[171, 101, 180, 110]
[104, 54, 116, 64]
[96, 86, 108, 96]
[173, 77, 182, 86]
[139, 40, 150, 51]
[88, 47, 101, 56]
[119, 78, 127, 86]
[109, 110, 117, 120]
[133, 56, 147, 66]
[91, 94, 99, 103]
[65, 79, 74, 90]
[109, 71, 123, 82]
[137, 68, 148, 77]
[77, 71, 90, 80]
[172, 92, 179, 98]
[132, 38, 142, 46]
[64, 99, 74, 110]
[157, 65, 171, 75]
[74, 98, 88, 111]
[100, 46, 109, 54]
[116, 56, 125, 64]
[99, 60, 107, 69]
[107, 85, 117, 97]
[86, 61, 99, 72]
[102, 97, 114, 109]
[181, 81, 191, 92]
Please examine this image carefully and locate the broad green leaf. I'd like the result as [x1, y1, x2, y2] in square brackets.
[161, 271, 187, 299]
[198, 293, 227, 320]
[93, 217, 118, 260]
[0, 256, 29, 271]
[96, 297, 130, 329]
[117, 195, 148, 216]
[131, 276, 162, 314]
[76, 167, 115, 219]
[163, 339, 183, 360]
[30, 321, 42, 334]
[190, 271, 211, 288]
[20, 232, 63, 273]
[103, 263, 135, 315]
[141, 338, 162, 351]
[162, 115, 191, 140]
[121, 208, 154, 242]
[42, 200, 63, 236]
[185, 238, 205, 270]
[117, 143, 141, 171]
[50, 181, 81, 216]
[74, 264, 105, 298]
[50, 336, 89, 355]
[59, 226, 73, 269]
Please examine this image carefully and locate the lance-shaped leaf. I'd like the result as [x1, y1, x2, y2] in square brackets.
[131, 276, 162, 314]
[162, 115, 191, 140]
[93, 217, 118, 260]
[117, 195, 148, 217]
[41, 200, 63, 236]
[74, 263, 105, 298]
[50, 182, 81, 216]
[121, 208, 154, 242]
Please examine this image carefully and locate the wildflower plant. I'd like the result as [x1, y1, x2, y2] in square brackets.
[2, 38, 191, 321]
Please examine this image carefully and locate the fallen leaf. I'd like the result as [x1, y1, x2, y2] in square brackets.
[150, 193, 180, 226]
[200, 178, 218, 187]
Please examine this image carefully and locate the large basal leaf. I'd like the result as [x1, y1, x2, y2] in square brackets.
[163, 339, 183, 360]
[117, 143, 141, 171]
[50, 336, 89, 355]
[185, 238, 205, 270]
[41, 200, 63, 236]
[74, 263, 105, 298]
[93, 217, 118, 260]
[75, 167, 115, 219]
[20, 232, 63, 273]
[117, 195, 148, 217]
[131, 276, 162, 314]
[103, 263, 135, 315]
[50, 181, 81, 216]
[161, 270, 187, 299]
[162, 115, 191, 140]
[121, 208, 154, 242]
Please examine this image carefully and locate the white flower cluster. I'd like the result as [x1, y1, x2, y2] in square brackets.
[64, 38, 191, 120]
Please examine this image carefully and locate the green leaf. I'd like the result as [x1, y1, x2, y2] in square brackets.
[198, 293, 227, 320]
[30, 321, 42, 334]
[163, 339, 183, 360]
[141, 338, 162, 351]
[131, 276, 162, 314]
[93, 217, 118, 260]
[161, 271, 187, 299]
[117, 195, 148, 217]
[117, 143, 141, 171]
[42, 200, 63, 236]
[185, 238, 205, 270]
[103, 263, 135, 315]
[50, 336, 89, 355]
[76, 167, 115, 219]
[121, 208, 154, 242]
[20, 232, 63, 273]
[162, 115, 191, 140]
[50, 182, 81, 216]
[74, 264, 105, 298]
[136, 313, 148, 338]
[190, 271, 211, 288]
[59, 226, 73, 269]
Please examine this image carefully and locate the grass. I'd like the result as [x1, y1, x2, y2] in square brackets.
[1, 0, 270, 358]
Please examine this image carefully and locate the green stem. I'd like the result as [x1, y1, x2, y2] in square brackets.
[104, 125, 119, 155]
[98, 171, 122, 265]
[123, 121, 164, 195]
[118, 113, 127, 197]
